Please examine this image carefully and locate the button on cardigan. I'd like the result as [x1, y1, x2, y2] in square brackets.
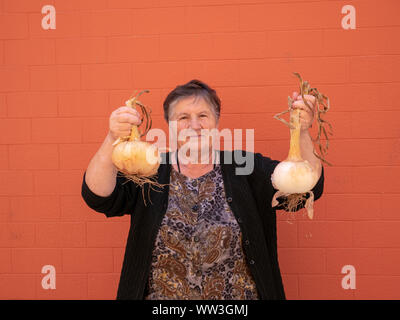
[81, 150, 325, 300]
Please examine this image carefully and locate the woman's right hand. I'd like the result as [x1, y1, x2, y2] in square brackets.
[108, 106, 142, 141]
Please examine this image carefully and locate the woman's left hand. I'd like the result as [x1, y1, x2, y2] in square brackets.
[290, 91, 316, 132]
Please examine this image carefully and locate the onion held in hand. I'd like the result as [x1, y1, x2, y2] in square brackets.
[111, 90, 161, 188]
[271, 73, 332, 219]
[271, 108, 319, 194]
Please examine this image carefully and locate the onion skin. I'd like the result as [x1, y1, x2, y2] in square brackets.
[271, 159, 318, 194]
[112, 140, 160, 177]
[111, 90, 161, 182]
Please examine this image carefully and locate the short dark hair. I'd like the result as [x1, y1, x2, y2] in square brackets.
[163, 79, 221, 122]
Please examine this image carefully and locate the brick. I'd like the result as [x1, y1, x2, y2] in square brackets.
[108, 36, 159, 63]
[11, 248, 62, 273]
[82, 117, 109, 143]
[36, 273, 87, 300]
[324, 166, 353, 194]
[298, 275, 354, 300]
[4, 0, 55, 12]
[0, 248, 11, 273]
[30, 65, 81, 91]
[324, 194, 381, 220]
[355, 276, 400, 300]
[58, 91, 108, 117]
[0, 66, 29, 91]
[357, 0, 400, 28]
[381, 194, 400, 220]
[54, 0, 107, 11]
[107, 0, 157, 9]
[0, 170, 34, 196]
[351, 111, 400, 139]
[0, 119, 31, 144]
[132, 7, 185, 35]
[9, 144, 58, 170]
[113, 247, 125, 273]
[324, 27, 400, 56]
[322, 84, 378, 112]
[0, 275, 36, 299]
[203, 60, 240, 87]
[59, 143, 98, 170]
[0, 145, 8, 169]
[28, 12, 80, 38]
[281, 274, 298, 300]
[56, 38, 107, 64]
[239, 2, 339, 31]
[0, 41, 3, 65]
[268, 30, 323, 57]
[0, 94, 6, 117]
[62, 248, 113, 273]
[9, 195, 60, 222]
[34, 170, 83, 195]
[380, 249, 400, 275]
[159, 34, 213, 61]
[237, 58, 348, 86]
[133, 62, 185, 89]
[186, 6, 239, 33]
[88, 273, 119, 299]
[4, 39, 55, 65]
[327, 139, 387, 167]
[183, 61, 209, 84]
[0, 223, 35, 247]
[187, 0, 240, 5]
[326, 83, 400, 112]
[278, 248, 325, 274]
[218, 85, 293, 114]
[60, 195, 109, 222]
[254, 139, 286, 162]
[35, 222, 86, 248]
[352, 166, 400, 193]
[82, 64, 132, 90]
[353, 221, 400, 248]
[381, 138, 400, 166]
[276, 220, 298, 248]
[237, 112, 286, 140]
[350, 56, 400, 83]
[326, 248, 381, 275]
[87, 221, 130, 247]
[81, 10, 132, 37]
[7, 92, 58, 118]
[0, 197, 11, 222]
[0, 13, 28, 39]
[298, 221, 353, 248]
[32, 118, 82, 143]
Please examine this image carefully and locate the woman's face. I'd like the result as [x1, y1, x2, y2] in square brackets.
[169, 96, 218, 158]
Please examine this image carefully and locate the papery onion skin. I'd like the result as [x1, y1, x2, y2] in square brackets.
[271, 160, 319, 194]
[112, 140, 160, 177]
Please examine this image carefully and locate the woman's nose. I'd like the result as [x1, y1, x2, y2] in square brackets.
[189, 117, 201, 129]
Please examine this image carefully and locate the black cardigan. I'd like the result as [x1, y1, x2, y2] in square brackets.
[81, 151, 324, 300]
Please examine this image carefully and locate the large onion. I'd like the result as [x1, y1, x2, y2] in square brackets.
[111, 90, 161, 189]
[271, 73, 332, 219]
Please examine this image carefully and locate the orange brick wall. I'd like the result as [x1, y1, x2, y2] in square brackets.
[0, 0, 399, 299]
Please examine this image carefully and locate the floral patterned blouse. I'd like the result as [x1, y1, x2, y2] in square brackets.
[144, 164, 259, 300]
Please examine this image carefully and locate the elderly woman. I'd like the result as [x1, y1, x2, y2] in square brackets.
[81, 79, 324, 300]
